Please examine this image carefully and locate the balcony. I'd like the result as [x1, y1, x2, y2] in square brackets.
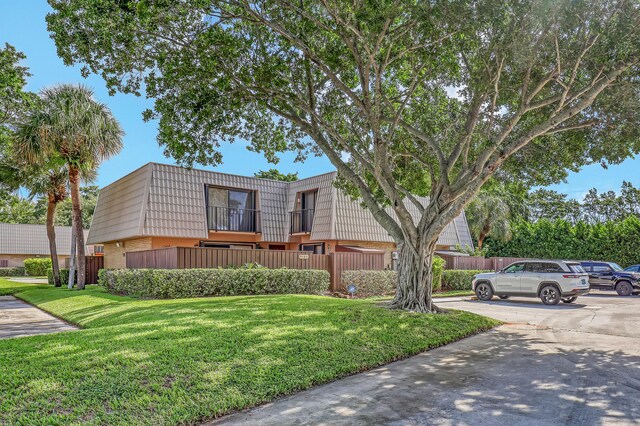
[290, 209, 315, 234]
[208, 206, 261, 233]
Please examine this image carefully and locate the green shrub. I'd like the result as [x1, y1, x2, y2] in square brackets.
[0, 267, 25, 277]
[432, 256, 445, 291]
[99, 268, 330, 299]
[442, 270, 488, 291]
[24, 258, 52, 276]
[341, 256, 446, 297]
[341, 270, 397, 297]
[46, 268, 75, 286]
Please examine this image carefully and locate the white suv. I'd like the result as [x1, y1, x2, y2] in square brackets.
[472, 260, 590, 305]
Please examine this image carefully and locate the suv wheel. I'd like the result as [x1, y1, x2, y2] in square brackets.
[475, 283, 494, 301]
[616, 281, 633, 296]
[540, 285, 561, 305]
[561, 297, 577, 304]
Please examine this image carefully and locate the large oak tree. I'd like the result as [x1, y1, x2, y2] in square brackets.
[48, 0, 640, 311]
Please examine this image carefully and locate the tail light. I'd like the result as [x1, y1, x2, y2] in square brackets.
[563, 274, 581, 278]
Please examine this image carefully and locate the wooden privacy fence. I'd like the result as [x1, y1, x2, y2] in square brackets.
[64, 255, 104, 284]
[328, 251, 385, 291]
[125, 247, 385, 291]
[437, 253, 529, 271]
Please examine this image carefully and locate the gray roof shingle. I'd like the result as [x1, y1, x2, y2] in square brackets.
[87, 163, 474, 249]
[0, 223, 90, 255]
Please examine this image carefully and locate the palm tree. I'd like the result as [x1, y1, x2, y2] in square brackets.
[15, 84, 123, 289]
[0, 151, 69, 285]
[466, 193, 512, 251]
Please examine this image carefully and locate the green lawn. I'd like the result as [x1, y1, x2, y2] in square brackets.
[0, 278, 498, 425]
[433, 289, 475, 298]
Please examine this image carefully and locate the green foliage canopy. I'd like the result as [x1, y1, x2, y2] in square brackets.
[47, 0, 640, 247]
[465, 193, 512, 250]
[0, 186, 99, 228]
[254, 168, 299, 182]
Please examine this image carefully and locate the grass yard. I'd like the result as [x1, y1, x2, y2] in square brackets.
[433, 289, 475, 298]
[0, 278, 498, 425]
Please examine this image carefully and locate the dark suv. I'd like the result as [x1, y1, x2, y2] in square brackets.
[580, 261, 640, 296]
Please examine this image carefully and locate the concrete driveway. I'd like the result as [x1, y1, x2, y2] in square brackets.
[215, 293, 640, 425]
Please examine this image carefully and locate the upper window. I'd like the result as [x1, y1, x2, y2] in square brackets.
[625, 265, 639, 272]
[207, 186, 259, 232]
[592, 265, 612, 273]
[290, 189, 317, 233]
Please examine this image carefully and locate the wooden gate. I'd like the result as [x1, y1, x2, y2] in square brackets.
[65, 255, 104, 284]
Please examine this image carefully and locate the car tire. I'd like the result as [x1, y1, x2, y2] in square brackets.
[475, 283, 494, 301]
[561, 297, 577, 303]
[540, 285, 561, 305]
[616, 281, 633, 296]
[498, 295, 510, 300]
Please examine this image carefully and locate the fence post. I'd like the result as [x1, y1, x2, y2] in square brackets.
[328, 253, 336, 292]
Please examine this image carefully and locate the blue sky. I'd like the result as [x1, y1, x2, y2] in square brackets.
[2, 1, 638, 198]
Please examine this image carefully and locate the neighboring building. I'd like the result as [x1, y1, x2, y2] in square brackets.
[0, 223, 99, 267]
[87, 163, 474, 269]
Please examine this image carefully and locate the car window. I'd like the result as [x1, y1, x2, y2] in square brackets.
[582, 265, 592, 272]
[624, 265, 638, 272]
[504, 263, 525, 273]
[569, 264, 586, 273]
[592, 265, 612, 273]
[524, 262, 542, 272]
[610, 263, 623, 271]
[542, 263, 564, 273]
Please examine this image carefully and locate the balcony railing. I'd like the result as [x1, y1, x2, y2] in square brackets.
[208, 206, 261, 233]
[290, 209, 315, 234]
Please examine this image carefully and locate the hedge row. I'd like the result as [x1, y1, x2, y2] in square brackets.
[0, 267, 25, 277]
[340, 269, 485, 296]
[24, 258, 52, 276]
[442, 270, 488, 291]
[486, 216, 640, 266]
[340, 256, 446, 297]
[98, 268, 330, 299]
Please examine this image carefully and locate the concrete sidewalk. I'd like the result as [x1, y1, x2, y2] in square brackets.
[0, 296, 76, 339]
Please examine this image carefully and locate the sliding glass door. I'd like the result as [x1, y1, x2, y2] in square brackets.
[207, 187, 256, 232]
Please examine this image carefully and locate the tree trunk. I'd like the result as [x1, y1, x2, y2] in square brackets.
[46, 197, 61, 287]
[68, 219, 76, 289]
[477, 233, 486, 251]
[389, 239, 439, 313]
[69, 165, 86, 289]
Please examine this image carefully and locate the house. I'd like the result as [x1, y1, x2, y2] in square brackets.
[0, 223, 99, 267]
[87, 163, 474, 269]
